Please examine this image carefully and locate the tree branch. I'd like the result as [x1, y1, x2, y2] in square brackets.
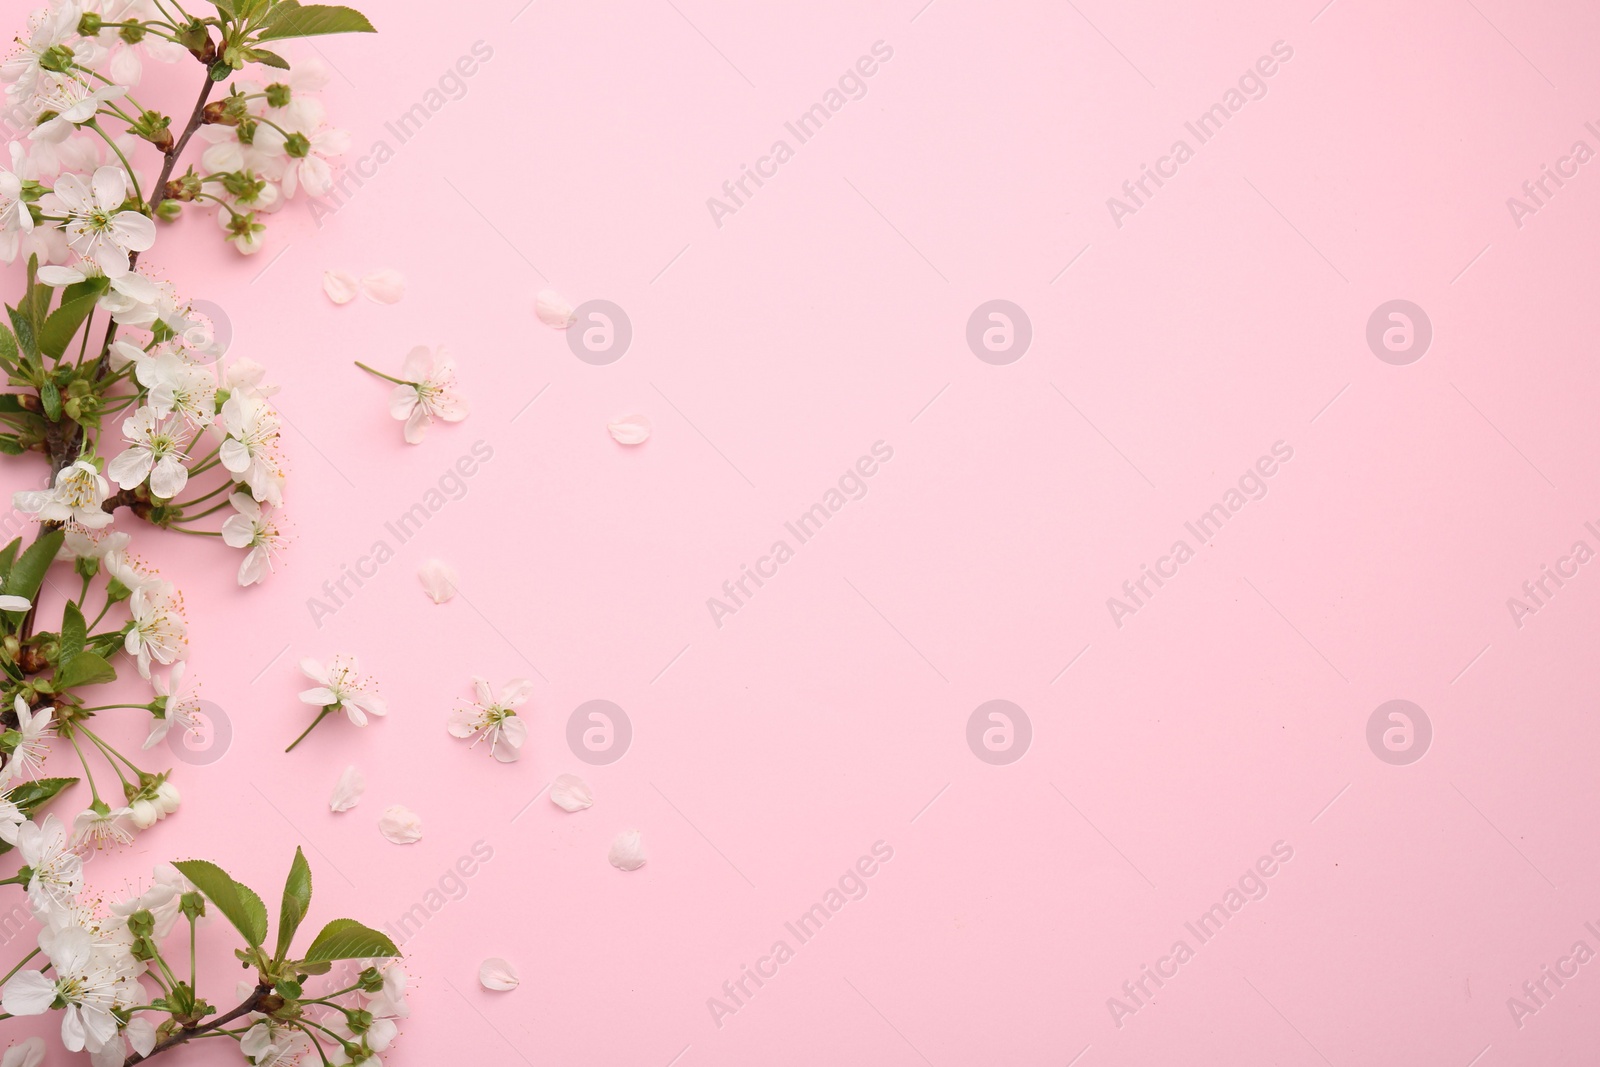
[123, 983, 271, 1067]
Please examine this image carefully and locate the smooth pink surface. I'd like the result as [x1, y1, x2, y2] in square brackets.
[9, 0, 1600, 1063]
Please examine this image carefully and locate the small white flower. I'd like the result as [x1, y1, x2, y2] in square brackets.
[385, 346, 468, 444]
[4, 923, 136, 1052]
[378, 805, 421, 844]
[124, 579, 187, 678]
[107, 406, 189, 499]
[298, 654, 386, 727]
[13, 458, 113, 531]
[2, 697, 53, 785]
[329, 764, 364, 812]
[109, 864, 191, 939]
[220, 493, 284, 586]
[28, 74, 126, 142]
[447, 677, 530, 763]
[140, 350, 217, 427]
[16, 814, 81, 914]
[0, 143, 36, 265]
[0, 1, 81, 96]
[48, 166, 155, 277]
[478, 957, 518, 991]
[0, 794, 24, 846]
[71, 804, 133, 852]
[218, 393, 284, 505]
[143, 661, 199, 750]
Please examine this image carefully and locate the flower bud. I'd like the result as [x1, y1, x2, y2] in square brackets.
[201, 100, 237, 126]
[283, 132, 310, 159]
[265, 83, 291, 109]
[76, 13, 102, 35]
[156, 199, 182, 222]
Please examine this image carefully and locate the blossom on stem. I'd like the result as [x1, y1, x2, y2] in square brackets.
[447, 677, 530, 763]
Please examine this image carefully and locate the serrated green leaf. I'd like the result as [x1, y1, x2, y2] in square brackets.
[256, 2, 375, 40]
[173, 860, 270, 947]
[0, 323, 17, 368]
[0, 538, 22, 581]
[0, 436, 22, 456]
[274, 846, 312, 961]
[6, 307, 36, 361]
[6, 529, 63, 612]
[60, 603, 85, 661]
[301, 918, 398, 963]
[247, 47, 291, 68]
[39, 292, 100, 361]
[53, 649, 114, 690]
[0, 776, 76, 854]
[38, 382, 59, 421]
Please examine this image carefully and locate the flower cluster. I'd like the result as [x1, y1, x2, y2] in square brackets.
[0, 0, 384, 1062]
[0, 841, 402, 1067]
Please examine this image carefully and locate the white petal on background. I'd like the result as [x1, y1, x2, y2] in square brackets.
[417, 559, 458, 604]
[608, 829, 646, 871]
[607, 414, 651, 445]
[322, 270, 359, 305]
[329, 765, 365, 812]
[536, 289, 575, 329]
[478, 958, 519, 991]
[362, 269, 406, 304]
[550, 773, 593, 812]
[379, 805, 423, 844]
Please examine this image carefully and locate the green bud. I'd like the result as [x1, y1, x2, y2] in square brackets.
[179, 891, 205, 919]
[156, 199, 181, 222]
[39, 45, 74, 73]
[283, 132, 310, 159]
[357, 966, 383, 993]
[119, 23, 146, 44]
[76, 13, 103, 35]
[265, 83, 291, 109]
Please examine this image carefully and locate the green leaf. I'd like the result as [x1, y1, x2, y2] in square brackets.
[256, 2, 375, 40]
[53, 650, 115, 690]
[0, 776, 76, 854]
[301, 918, 398, 963]
[246, 47, 291, 68]
[22, 256, 49, 333]
[172, 860, 270, 947]
[6, 528, 63, 607]
[6, 307, 37, 361]
[0, 537, 22, 581]
[0, 436, 22, 457]
[60, 603, 85, 662]
[274, 846, 312, 961]
[0, 323, 17, 368]
[39, 291, 101, 361]
[38, 381, 59, 421]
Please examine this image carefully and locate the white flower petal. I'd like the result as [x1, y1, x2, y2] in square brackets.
[607, 414, 651, 445]
[361, 269, 406, 304]
[535, 289, 575, 328]
[322, 270, 359, 305]
[378, 805, 423, 844]
[329, 765, 365, 813]
[478, 958, 519, 991]
[550, 773, 593, 812]
[417, 559, 458, 604]
[608, 829, 647, 871]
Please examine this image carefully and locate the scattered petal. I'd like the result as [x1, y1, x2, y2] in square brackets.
[417, 559, 458, 604]
[478, 958, 519, 991]
[329, 765, 365, 813]
[607, 415, 651, 445]
[550, 774, 593, 812]
[322, 270, 359, 305]
[362, 269, 406, 304]
[379, 805, 423, 844]
[608, 829, 646, 871]
[536, 289, 575, 329]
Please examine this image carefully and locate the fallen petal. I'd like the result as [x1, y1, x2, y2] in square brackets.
[550, 773, 593, 812]
[329, 765, 365, 813]
[379, 805, 423, 844]
[608, 829, 646, 871]
[478, 958, 519, 991]
[536, 289, 575, 329]
[607, 415, 651, 445]
[417, 559, 458, 604]
[362, 269, 406, 304]
[322, 270, 359, 305]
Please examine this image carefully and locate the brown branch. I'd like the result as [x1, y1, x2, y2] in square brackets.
[95, 63, 219, 382]
[123, 983, 272, 1067]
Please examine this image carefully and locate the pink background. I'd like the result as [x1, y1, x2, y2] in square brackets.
[8, 0, 1600, 1063]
